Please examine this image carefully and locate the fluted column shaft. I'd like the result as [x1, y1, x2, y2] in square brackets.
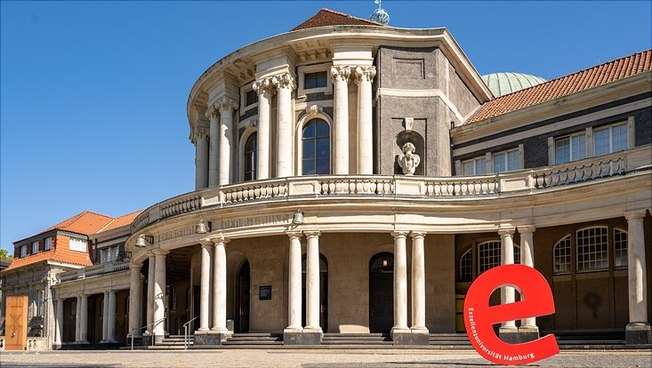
[207, 107, 220, 186]
[274, 74, 295, 177]
[286, 232, 303, 331]
[392, 231, 409, 332]
[331, 66, 351, 175]
[212, 237, 228, 333]
[146, 253, 156, 334]
[153, 250, 168, 337]
[55, 298, 63, 345]
[107, 290, 117, 342]
[626, 211, 649, 324]
[305, 231, 321, 332]
[355, 66, 376, 175]
[194, 128, 209, 190]
[410, 232, 427, 332]
[499, 228, 516, 330]
[519, 226, 537, 329]
[253, 79, 274, 180]
[218, 97, 237, 185]
[129, 263, 143, 336]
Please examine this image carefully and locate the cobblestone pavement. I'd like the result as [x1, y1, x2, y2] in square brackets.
[0, 349, 650, 368]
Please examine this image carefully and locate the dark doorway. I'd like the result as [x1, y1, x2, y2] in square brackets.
[302, 254, 329, 332]
[192, 285, 200, 332]
[87, 294, 102, 343]
[369, 252, 394, 333]
[63, 298, 76, 343]
[235, 260, 250, 333]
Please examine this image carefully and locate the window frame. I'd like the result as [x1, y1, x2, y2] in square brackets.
[460, 156, 487, 176]
[459, 248, 473, 282]
[19, 244, 27, 258]
[492, 147, 521, 173]
[553, 234, 572, 275]
[31, 240, 39, 255]
[593, 121, 628, 157]
[554, 131, 587, 164]
[44, 237, 53, 251]
[613, 228, 628, 269]
[297, 64, 333, 97]
[301, 118, 331, 175]
[243, 131, 257, 181]
[576, 226, 609, 272]
[239, 82, 258, 114]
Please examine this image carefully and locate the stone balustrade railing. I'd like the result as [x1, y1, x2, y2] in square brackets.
[131, 146, 651, 233]
[59, 261, 130, 282]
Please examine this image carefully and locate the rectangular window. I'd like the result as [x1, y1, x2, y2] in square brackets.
[461, 157, 486, 176]
[594, 122, 628, 156]
[493, 149, 520, 173]
[577, 227, 609, 271]
[69, 237, 87, 253]
[31, 241, 39, 255]
[19, 244, 27, 258]
[555, 133, 586, 164]
[245, 90, 258, 106]
[101, 248, 109, 263]
[44, 237, 53, 251]
[304, 71, 328, 90]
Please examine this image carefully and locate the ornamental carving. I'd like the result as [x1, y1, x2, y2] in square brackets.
[272, 73, 296, 91]
[217, 96, 238, 113]
[204, 105, 219, 120]
[252, 77, 276, 97]
[330, 65, 351, 83]
[354, 65, 376, 84]
[398, 142, 421, 176]
[192, 126, 210, 143]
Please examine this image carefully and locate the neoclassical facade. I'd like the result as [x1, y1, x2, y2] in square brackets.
[20, 9, 652, 349]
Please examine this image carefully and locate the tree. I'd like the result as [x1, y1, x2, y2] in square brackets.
[0, 249, 12, 260]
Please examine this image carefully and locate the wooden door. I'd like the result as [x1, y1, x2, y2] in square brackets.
[5, 295, 28, 350]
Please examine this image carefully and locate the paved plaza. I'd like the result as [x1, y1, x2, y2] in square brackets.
[0, 349, 651, 368]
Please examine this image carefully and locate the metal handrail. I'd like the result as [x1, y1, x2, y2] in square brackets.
[183, 317, 198, 350]
[126, 317, 166, 350]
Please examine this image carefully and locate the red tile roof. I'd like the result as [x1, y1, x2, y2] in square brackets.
[468, 49, 652, 124]
[98, 210, 144, 233]
[44, 210, 114, 235]
[292, 8, 384, 31]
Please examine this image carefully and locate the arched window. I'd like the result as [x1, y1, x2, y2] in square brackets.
[302, 119, 330, 175]
[478, 240, 520, 274]
[613, 228, 628, 268]
[244, 133, 257, 181]
[576, 227, 608, 271]
[553, 235, 572, 274]
[459, 249, 472, 282]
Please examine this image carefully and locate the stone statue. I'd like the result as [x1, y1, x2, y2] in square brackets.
[398, 142, 420, 175]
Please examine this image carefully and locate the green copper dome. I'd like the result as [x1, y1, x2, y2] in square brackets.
[481, 72, 547, 97]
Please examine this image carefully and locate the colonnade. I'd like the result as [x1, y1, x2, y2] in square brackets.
[53, 289, 120, 345]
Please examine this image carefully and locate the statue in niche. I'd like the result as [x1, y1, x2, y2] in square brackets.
[398, 142, 420, 176]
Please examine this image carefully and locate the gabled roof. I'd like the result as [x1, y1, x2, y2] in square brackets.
[468, 49, 652, 124]
[98, 210, 143, 233]
[43, 210, 114, 236]
[292, 8, 384, 31]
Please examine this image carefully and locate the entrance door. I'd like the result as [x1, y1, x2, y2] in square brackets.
[5, 295, 28, 350]
[369, 253, 394, 333]
[235, 260, 250, 333]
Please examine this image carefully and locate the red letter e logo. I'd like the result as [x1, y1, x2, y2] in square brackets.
[464, 264, 559, 365]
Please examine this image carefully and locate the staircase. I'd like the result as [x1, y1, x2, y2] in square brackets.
[147, 335, 192, 350]
[428, 333, 472, 349]
[550, 330, 628, 348]
[223, 333, 283, 347]
[321, 333, 392, 346]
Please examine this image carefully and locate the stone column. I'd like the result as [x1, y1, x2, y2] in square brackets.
[79, 294, 88, 343]
[330, 66, 351, 175]
[252, 78, 274, 180]
[625, 210, 651, 344]
[153, 249, 168, 340]
[212, 236, 229, 334]
[146, 253, 155, 334]
[101, 291, 109, 342]
[55, 298, 63, 346]
[194, 127, 209, 190]
[304, 231, 321, 333]
[198, 241, 212, 332]
[498, 228, 518, 339]
[410, 232, 428, 334]
[354, 66, 376, 175]
[75, 295, 81, 342]
[285, 232, 303, 332]
[129, 263, 143, 337]
[218, 97, 237, 185]
[107, 290, 117, 343]
[519, 225, 539, 337]
[206, 105, 220, 187]
[273, 73, 295, 178]
[391, 231, 409, 336]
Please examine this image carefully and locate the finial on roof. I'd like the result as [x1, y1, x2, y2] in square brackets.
[370, 0, 390, 25]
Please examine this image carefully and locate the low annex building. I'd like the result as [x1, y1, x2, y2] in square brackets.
[1, 8, 651, 349]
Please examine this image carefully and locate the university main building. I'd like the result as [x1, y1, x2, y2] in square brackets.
[2, 8, 651, 350]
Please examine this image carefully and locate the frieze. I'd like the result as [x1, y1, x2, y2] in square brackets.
[157, 226, 196, 243]
[221, 214, 289, 229]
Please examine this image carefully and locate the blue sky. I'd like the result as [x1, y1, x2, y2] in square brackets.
[1, 1, 651, 251]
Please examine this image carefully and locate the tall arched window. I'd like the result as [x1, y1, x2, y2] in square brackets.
[613, 228, 628, 268]
[478, 240, 520, 274]
[244, 133, 257, 181]
[553, 235, 572, 274]
[459, 249, 472, 282]
[576, 227, 608, 271]
[302, 119, 330, 175]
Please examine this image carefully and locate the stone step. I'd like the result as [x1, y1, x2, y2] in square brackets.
[227, 337, 282, 342]
[322, 336, 389, 341]
[323, 333, 386, 337]
[230, 333, 282, 338]
[322, 340, 393, 345]
[222, 340, 284, 345]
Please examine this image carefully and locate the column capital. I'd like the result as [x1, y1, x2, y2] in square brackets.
[129, 262, 143, 270]
[252, 77, 276, 97]
[209, 233, 229, 246]
[353, 65, 376, 84]
[204, 105, 219, 120]
[191, 126, 210, 144]
[391, 230, 408, 239]
[286, 230, 303, 240]
[518, 225, 536, 234]
[410, 231, 427, 239]
[217, 96, 238, 114]
[625, 209, 648, 220]
[272, 73, 296, 91]
[498, 227, 516, 237]
[304, 230, 321, 238]
[330, 65, 351, 83]
[152, 248, 169, 256]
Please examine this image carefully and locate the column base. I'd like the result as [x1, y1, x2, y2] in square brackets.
[283, 331, 322, 345]
[626, 323, 652, 344]
[194, 330, 229, 346]
[499, 325, 519, 343]
[518, 326, 540, 342]
[391, 329, 429, 345]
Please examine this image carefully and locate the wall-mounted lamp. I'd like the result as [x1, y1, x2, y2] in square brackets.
[195, 220, 211, 234]
[292, 209, 304, 225]
[135, 234, 154, 248]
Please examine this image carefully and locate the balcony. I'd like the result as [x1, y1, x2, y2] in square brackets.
[132, 146, 651, 234]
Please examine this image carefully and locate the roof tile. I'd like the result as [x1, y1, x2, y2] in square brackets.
[291, 8, 383, 31]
